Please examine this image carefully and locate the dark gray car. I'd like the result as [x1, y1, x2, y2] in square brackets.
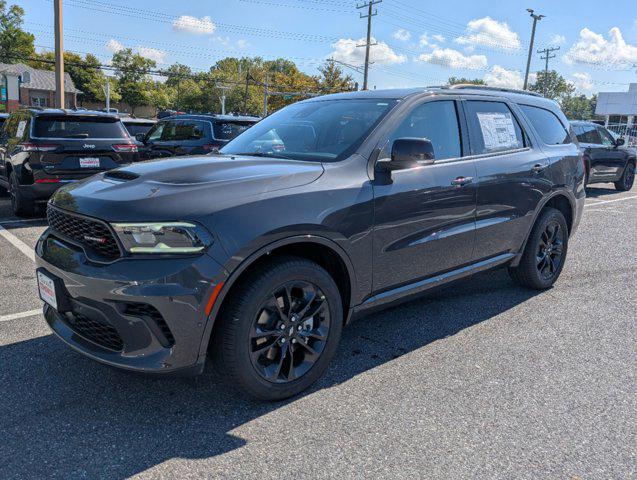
[35, 86, 585, 400]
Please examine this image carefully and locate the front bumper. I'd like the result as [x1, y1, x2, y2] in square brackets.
[35, 229, 226, 375]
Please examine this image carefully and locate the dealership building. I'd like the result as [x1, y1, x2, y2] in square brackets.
[595, 83, 637, 127]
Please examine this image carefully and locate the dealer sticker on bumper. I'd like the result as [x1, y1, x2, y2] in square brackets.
[79, 157, 100, 168]
[37, 271, 58, 310]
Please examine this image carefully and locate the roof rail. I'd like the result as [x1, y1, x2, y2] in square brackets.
[444, 84, 543, 97]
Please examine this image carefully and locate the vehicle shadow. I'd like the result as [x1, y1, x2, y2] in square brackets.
[1, 269, 541, 479]
[584, 185, 621, 199]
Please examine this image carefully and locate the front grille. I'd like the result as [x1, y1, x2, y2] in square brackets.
[47, 206, 121, 260]
[65, 312, 124, 351]
[123, 303, 175, 347]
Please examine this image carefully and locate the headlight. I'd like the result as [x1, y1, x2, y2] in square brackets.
[111, 222, 212, 254]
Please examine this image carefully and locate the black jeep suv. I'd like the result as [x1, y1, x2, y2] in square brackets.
[0, 109, 138, 216]
[35, 86, 585, 400]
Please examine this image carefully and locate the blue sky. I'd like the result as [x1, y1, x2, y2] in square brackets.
[15, 0, 637, 94]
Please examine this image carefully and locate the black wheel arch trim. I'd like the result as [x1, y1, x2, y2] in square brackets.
[510, 189, 576, 268]
[195, 234, 358, 365]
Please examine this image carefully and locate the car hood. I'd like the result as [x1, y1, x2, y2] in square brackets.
[50, 154, 324, 221]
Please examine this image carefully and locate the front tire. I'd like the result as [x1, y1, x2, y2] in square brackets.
[614, 162, 635, 191]
[509, 207, 569, 290]
[214, 256, 343, 401]
[9, 171, 36, 217]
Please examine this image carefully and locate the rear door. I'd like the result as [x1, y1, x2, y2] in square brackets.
[372, 98, 478, 292]
[31, 115, 136, 174]
[165, 119, 212, 155]
[465, 99, 552, 259]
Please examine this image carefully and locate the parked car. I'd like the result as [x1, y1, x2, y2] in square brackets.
[138, 114, 260, 159]
[35, 86, 584, 400]
[571, 120, 635, 191]
[0, 109, 139, 216]
[120, 116, 156, 146]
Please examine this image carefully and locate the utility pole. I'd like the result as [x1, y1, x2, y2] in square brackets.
[243, 68, 251, 114]
[356, 0, 381, 91]
[262, 73, 269, 117]
[537, 46, 560, 95]
[54, 0, 65, 108]
[103, 78, 110, 112]
[216, 83, 231, 115]
[523, 8, 545, 91]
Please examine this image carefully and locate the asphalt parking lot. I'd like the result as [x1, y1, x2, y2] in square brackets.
[0, 185, 635, 479]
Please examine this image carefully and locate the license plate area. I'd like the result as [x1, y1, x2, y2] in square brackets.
[79, 157, 100, 168]
[37, 268, 71, 312]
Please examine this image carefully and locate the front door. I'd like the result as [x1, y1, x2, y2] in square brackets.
[372, 99, 477, 293]
[596, 126, 628, 181]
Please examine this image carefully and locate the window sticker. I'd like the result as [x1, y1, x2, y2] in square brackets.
[16, 120, 27, 138]
[476, 112, 519, 151]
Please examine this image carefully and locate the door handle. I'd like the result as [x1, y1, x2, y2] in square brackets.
[451, 176, 473, 186]
[532, 163, 547, 173]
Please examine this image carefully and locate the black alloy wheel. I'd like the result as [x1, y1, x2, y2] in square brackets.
[536, 221, 565, 280]
[249, 281, 330, 383]
[614, 163, 635, 191]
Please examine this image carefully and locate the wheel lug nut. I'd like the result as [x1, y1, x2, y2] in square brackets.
[291, 339, 296, 344]
[297, 325, 302, 331]
[280, 338, 286, 344]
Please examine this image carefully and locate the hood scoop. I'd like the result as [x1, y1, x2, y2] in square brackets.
[105, 170, 140, 182]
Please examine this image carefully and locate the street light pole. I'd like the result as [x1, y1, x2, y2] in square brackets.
[523, 8, 544, 91]
[54, 0, 65, 108]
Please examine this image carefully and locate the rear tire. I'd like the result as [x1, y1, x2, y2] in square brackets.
[213, 256, 343, 401]
[9, 171, 36, 217]
[509, 207, 569, 290]
[614, 162, 635, 191]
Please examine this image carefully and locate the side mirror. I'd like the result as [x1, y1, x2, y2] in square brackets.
[378, 138, 435, 172]
[135, 133, 146, 143]
[615, 137, 625, 147]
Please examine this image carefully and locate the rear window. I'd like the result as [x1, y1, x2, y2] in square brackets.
[573, 124, 601, 144]
[33, 116, 128, 139]
[213, 121, 254, 140]
[519, 105, 570, 145]
[124, 122, 155, 137]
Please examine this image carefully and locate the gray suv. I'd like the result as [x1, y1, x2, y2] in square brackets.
[35, 86, 585, 400]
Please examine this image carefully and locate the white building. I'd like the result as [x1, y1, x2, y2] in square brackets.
[596, 83, 637, 127]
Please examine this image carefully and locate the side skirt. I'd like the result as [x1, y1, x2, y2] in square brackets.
[353, 253, 516, 315]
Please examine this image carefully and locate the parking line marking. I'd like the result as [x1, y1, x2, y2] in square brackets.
[0, 218, 46, 225]
[0, 224, 35, 261]
[0, 309, 41, 323]
[585, 194, 637, 207]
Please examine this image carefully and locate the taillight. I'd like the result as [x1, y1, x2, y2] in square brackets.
[273, 144, 285, 151]
[113, 144, 138, 153]
[35, 178, 60, 183]
[20, 143, 60, 152]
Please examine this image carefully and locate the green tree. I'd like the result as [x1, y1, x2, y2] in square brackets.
[111, 48, 156, 113]
[529, 70, 575, 101]
[560, 94, 594, 120]
[317, 61, 354, 93]
[0, 1, 34, 63]
[447, 77, 486, 85]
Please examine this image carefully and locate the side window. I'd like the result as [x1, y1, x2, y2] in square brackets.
[389, 100, 461, 160]
[464, 101, 524, 155]
[519, 105, 570, 145]
[598, 127, 615, 147]
[163, 120, 207, 141]
[575, 124, 601, 144]
[146, 122, 165, 142]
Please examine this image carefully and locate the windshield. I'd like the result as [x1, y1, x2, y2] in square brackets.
[221, 99, 397, 162]
[33, 116, 129, 139]
[124, 122, 155, 137]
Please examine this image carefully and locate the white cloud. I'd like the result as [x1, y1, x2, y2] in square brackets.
[483, 65, 535, 89]
[392, 29, 411, 42]
[236, 39, 249, 49]
[564, 27, 637, 67]
[329, 37, 406, 65]
[418, 47, 487, 69]
[549, 34, 566, 45]
[137, 46, 167, 64]
[106, 38, 124, 53]
[456, 16, 521, 50]
[432, 34, 446, 43]
[572, 72, 593, 91]
[172, 15, 216, 35]
[419, 33, 431, 47]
